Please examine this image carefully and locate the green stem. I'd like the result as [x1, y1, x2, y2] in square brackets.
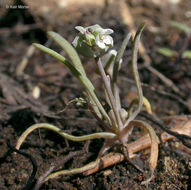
[96, 59, 123, 130]
[80, 78, 111, 125]
[44, 158, 100, 182]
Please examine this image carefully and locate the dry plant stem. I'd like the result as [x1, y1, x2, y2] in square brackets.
[83, 152, 125, 176]
[57, 99, 79, 114]
[123, 77, 191, 111]
[34, 150, 83, 190]
[118, 0, 150, 63]
[84, 119, 191, 176]
[119, 0, 181, 95]
[15, 123, 116, 150]
[16, 45, 35, 76]
[144, 65, 181, 95]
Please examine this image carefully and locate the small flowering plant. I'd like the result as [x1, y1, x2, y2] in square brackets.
[16, 23, 158, 188]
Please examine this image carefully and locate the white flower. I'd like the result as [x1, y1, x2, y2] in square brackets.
[72, 24, 114, 58]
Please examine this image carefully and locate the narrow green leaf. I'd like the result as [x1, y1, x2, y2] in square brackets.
[170, 21, 191, 34]
[157, 48, 175, 57]
[182, 50, 191, 59]
[113, 33, 132, 83]
[47, 31, 86, 76]
[124, 22, 145, 128]
[33, 43, 81, 77]
[129, 23, 145, 116]
[33, 43, 107, 122]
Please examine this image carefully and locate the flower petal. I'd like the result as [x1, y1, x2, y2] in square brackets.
[95, 36, 106, 49]
[102, 35, 113, 46]
[97, 41, 106, 49]
[102, 28, 114, 35]
[90, 24, 102, 33]
[75, 26, 86, 34]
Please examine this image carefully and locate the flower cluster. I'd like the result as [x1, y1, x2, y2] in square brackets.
[72, 24, 114, 58]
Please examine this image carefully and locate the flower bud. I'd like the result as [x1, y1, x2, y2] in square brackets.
[101, 49, 123, 76]
[72, 24, 114, 58]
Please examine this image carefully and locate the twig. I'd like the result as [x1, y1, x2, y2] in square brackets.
[122, 77, 191, 111]
[16, 38, 53, 76]
[118, 0, 181, 95]
[34, 150, 83, 190]
[84, 118, 191, 176]
[143, 65, 182, 95]
[83, 152, 125, 176]
[16, 45, 36, 76]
